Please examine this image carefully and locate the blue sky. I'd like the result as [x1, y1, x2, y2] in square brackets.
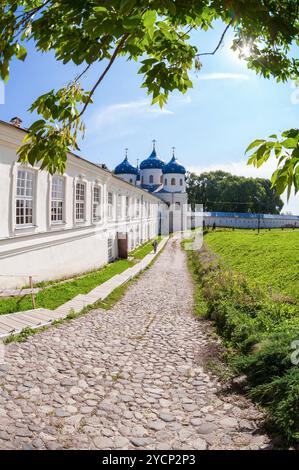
[1, 20, 298, 213]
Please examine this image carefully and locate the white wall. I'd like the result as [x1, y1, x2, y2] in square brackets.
[140, 168, 163, 186]
[162, 173, 186, 192]
[0, 122, 165, 289]
[116, 173, 137, 185]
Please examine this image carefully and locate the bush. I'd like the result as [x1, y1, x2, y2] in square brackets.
[188, 243, 299, 442]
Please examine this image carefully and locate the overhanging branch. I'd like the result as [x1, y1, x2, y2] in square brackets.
[196, 19, 233, 57]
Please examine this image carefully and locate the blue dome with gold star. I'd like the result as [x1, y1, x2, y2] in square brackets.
[114, 155, 138, 175]
[140, 142, 165, 170]
[163, 154, 186, 175]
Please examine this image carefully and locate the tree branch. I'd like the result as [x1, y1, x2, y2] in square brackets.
[77, 34, 129, 119]
[196, 19, 233, 57]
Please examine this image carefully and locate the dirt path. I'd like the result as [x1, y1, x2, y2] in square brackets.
[0, 238, 270, 450]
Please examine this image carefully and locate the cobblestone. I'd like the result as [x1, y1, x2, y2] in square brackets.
[0, 237, 270, 450]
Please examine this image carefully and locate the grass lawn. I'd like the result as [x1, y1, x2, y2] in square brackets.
[130, 236, 162, 260]
[204, 229, 299, 300]
[0, 259, 133, 315]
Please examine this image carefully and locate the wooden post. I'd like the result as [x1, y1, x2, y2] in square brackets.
[29, 276, 36, 309]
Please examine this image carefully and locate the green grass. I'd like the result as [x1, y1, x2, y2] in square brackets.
[205, 229, 299, 300]
[183, 233, 299, 442]
[0, 259, 133, 315]
[130, 236, 162, 260]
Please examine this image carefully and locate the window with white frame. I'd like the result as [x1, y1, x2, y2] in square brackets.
[93, 186, 101, 222]
[108, 192, 113, 219]
[125, 196, 130, 218]
[16, 169, 35, 226]
[51, 176, 64, 223]
[117, 194, 122, 219]
[108, 238, 113, 260]
[75, 182, 85, 222]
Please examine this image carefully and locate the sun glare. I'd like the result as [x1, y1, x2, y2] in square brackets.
[238, 44, 252, 59]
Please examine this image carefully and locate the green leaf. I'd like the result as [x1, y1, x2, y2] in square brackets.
[245, 139, 265, 154]
[281, 138, 298, 149]
[119, 0, 136, 14]
[143, 10, 156, 29]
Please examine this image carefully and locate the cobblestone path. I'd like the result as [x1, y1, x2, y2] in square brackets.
[0, 238, 270, 450]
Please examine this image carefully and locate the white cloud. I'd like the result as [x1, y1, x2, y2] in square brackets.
[189, 160, 299, 214]
[87, 98, 172, 133]
[189, 159, 277, 179]
[197, 72, 250, 81]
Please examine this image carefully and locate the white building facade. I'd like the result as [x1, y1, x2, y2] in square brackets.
[115, 143, 188, 234]
[0, 121, 166, 289]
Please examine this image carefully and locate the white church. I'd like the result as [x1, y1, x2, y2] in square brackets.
[0, 118, 188, 289]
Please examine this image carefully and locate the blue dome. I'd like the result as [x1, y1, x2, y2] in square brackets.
[114, 156, 138, 175]
[140, 148, 165, 170]
[163, 155, 186, 174]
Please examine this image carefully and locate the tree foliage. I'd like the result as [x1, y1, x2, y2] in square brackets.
[0, 1, 299, 180]
[186, 171, 284, 213]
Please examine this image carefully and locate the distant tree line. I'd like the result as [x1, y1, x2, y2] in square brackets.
[186, 171, 284, 214]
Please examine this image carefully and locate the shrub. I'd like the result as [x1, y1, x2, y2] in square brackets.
[187, 243, 299, 443]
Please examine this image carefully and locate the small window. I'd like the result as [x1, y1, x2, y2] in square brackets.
[160, 175, 163, 183]
[75, 182, 85, 222]
[126, 196, 130, 217]
[175, 202, 181, 209]
[171, 177, 176, 186]
[16, 169, 34, 226]
[136, 199, 140, 217]
[180, 178, 183, 186]
[129, 178, 133, 184]
[165, 178, 167, 185]
[108, 238, 113, 261]
[117, 194, 122, 219]
[149, 175, 154, 183]
[51, 176, 64, 223]
[93, 186, 101, 222]
[108, 192, 113, 219]
[141, 176, 144, 184]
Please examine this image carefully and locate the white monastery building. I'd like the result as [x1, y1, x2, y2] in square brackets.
[0, 120, 187, 289]
[0, 118, 297, 289]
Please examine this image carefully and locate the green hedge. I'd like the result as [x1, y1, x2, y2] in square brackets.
[187, 245, 299, 442]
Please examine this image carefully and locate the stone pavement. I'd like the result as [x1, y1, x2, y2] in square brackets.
[0, 237, 168, 339]
[0, 237, 271, 450]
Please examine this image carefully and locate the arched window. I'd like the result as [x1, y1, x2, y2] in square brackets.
[141, 176, 144, 184]
[180, 178, 183, 186]
[171, 177, 175, 186]
[160, 174, 163, 183]
[149, 175, 154, 183]
[165, 178, 167, 185]
[129, 178, 133, 184]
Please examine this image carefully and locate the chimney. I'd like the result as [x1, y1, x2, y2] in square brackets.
[10, 116, 22, 128]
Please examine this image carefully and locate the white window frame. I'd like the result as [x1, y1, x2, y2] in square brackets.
[15, 168, 35, 228]
[108, 237, 113, 261]
[125, 196, 130, 219]
[117, 194, 122, 220]
[75, 181, 86, 223]
[51, 175, 65, 225]
[107, 191, 114, 219]
[136, 198, 140, 218]
[92, 185, 102, 223]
